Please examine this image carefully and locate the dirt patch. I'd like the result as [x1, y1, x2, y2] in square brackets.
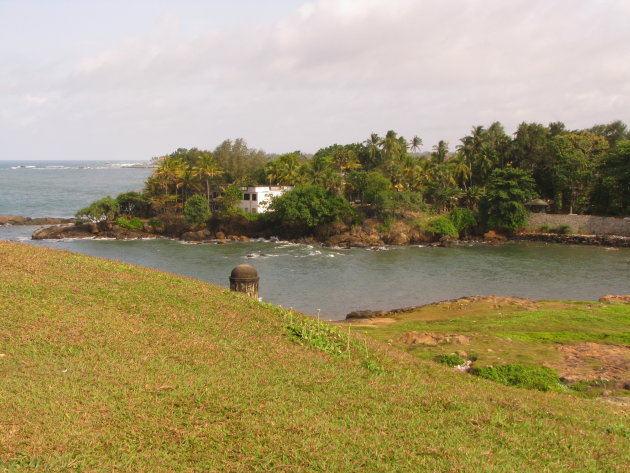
[554, 343, 630, 386]
[345, 317, 398, 327]
[599, 295, 630, 303]
[399, 332, 472, 346]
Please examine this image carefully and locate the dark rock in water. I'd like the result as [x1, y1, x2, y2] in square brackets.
[32, 222, 154, 240]
[514, 232, 630, 248]
[32, 224, 91, 240]
[181, 229, 212, 242]
[346, 310, 390, 319]
[0, 216, 73, 226]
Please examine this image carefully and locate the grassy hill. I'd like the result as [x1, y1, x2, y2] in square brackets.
[0, 241, 628, 472]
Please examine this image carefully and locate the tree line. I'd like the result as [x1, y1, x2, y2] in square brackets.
[78, 120, 630, 235]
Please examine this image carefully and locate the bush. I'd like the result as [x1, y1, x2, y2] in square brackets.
[426, 216, 459, 239]
[115, 192, 153, 218]
[183, 194, 211, 227]
[437, 353, 466, 367]
[217, 185, 244, 217]
[269, 185, 355, 229]
[471, 363, 564, 392]
[449, 208, 477, 234]
[115, 217, 144, 230]
[75, 197, 119, 222]
[556, 224, 573, 235]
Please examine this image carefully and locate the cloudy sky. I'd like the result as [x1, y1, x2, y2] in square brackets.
[1, 0, 629, 160]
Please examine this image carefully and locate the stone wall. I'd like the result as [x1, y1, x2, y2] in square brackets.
[526, 213, 630, 236]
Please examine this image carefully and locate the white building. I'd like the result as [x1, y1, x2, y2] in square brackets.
[237, 186, 293, 213]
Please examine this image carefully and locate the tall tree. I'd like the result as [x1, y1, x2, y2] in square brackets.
[194, 153, 224, 203]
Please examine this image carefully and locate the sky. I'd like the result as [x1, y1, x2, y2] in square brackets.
[1, 0, 629, 160]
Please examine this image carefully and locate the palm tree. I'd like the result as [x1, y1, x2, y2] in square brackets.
[364, 133, 381, 168]
[194, 154, 224, 203]
[409, 135, 423, 154]
[431, 141, 449, 163]
[380, 130, 403, 168]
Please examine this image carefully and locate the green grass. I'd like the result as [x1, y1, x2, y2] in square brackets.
[353, 298, 630, 382]
[1, 242, 629, 472]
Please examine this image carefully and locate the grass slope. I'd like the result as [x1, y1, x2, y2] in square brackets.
[0, 242, 628, 472]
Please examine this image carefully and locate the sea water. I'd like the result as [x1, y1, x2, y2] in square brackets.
[0, 160, 151, 217]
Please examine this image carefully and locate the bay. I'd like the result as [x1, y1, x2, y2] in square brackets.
[1, 160, 629, 320]
[2, 225, 629, 320]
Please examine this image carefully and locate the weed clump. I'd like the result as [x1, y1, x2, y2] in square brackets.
[437, 353, 466, 367]
[471, 363, 564, 392]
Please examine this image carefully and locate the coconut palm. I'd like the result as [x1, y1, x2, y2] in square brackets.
[364, 133, 381, 168]
[194, 153, 224, 203]
[409, 135, 423, 154]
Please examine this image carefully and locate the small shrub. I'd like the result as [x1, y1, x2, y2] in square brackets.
[426, 216, 459, 239]
[377, 214, 395, 233]
[568, 380, 591, 392]
[556, 224, 573, 235]
[115, 217, 144, 230]
[471, 363, 564, 392]
[538, 224, 551, 233]
[449, 208, 477, 234]
[437, 353, 466, 367]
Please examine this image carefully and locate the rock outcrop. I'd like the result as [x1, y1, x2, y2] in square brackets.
[0, 216, 73, 226]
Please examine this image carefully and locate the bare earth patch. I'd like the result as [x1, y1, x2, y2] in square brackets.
[399, 332, 472, 346]
[553, 342, 630, 386]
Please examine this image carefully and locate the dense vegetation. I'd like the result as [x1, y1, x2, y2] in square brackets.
[1, 242, 628, 471]
[77, 120, 630, 237]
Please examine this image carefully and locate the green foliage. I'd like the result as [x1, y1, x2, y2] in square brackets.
[538, 224, 573, 235]
[183, 194, 211, 226]
[471, 363, 564, 392]
[279, 307, 383, 373]
[345, 171, 391, 204]
[115, 217, 144, 230]
[115, 192, 152, 218]
[482, 168, 537, 233]
[556, 224, 573, 235]
[75, 196, 119, 222]
[217, 185, 244, 216]
[426, 216, 459, 238]
[449, 207, 477, 233]
[269, 185, 355, 229]
[437, 353, 466, 367]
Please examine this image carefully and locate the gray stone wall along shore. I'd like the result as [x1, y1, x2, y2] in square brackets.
[526, 213, 630, 237]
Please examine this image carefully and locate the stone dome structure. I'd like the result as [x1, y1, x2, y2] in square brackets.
[230, 264, 259, 280]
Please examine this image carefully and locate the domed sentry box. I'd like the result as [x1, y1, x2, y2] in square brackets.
[229, 264, 259, 299]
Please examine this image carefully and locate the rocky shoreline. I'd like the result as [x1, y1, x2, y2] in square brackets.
[514, 232, 630, 247]
[4, 215, 630, 248]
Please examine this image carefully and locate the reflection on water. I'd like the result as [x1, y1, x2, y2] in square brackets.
[2, 225, 629, 320]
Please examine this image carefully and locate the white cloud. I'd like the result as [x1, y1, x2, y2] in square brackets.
[1, 0, 629, 159]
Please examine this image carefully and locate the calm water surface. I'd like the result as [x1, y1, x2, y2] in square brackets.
[2, 225, 629, 320]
